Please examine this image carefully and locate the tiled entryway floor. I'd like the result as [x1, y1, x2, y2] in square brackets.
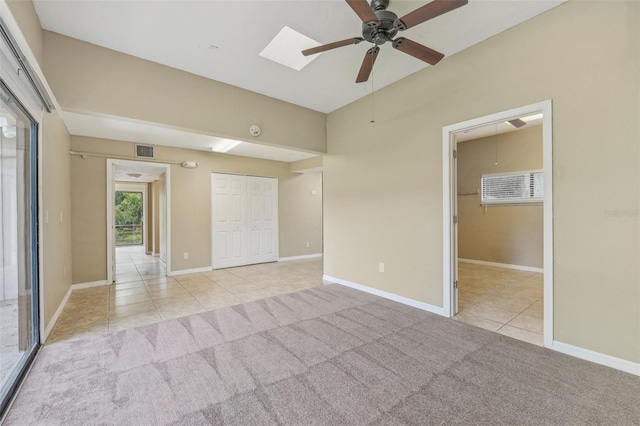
[454, 262, 544, 346]
[47, 247, 323, 344]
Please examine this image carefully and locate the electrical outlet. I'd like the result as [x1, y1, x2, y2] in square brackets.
[183, 252, 189, 260]
[59, 211, 63, 222]
[379, 262, 385, 273]
[63, 267, 67, 277]
[305, 241, 310, 248]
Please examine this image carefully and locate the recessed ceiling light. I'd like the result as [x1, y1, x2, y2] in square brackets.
[259, 26, 321, 71]
[211, 139, 242, 153]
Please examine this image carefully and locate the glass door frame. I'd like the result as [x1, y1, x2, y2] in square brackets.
[0, 80, 40, 418]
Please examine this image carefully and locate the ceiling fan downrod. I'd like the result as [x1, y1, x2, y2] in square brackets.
[362, 0, 398, 46]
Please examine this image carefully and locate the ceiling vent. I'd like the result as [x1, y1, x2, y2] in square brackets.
[135, 144, 154, 158]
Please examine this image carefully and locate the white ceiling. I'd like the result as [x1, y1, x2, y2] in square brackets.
[114, 163, 165, 183]
[64, 111, 319, 162]
[33, 0, 565, 114]
[32, 1, 563, 163]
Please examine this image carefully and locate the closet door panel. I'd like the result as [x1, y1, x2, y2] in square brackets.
[212, 173, 278, 269]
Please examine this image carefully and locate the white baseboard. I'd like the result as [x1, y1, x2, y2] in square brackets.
[168, 266, 213, 276]
[71, 280, 110, 290]
[459, 258, 543, 273]
[322, 275, 446, 317]
[278, 253, 323, 262]
[552, 341, 640, 376]
[42, 285, 72, 342]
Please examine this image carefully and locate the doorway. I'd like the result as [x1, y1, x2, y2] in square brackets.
[442, 100, 553, 348]
[106, 160, 171, 284]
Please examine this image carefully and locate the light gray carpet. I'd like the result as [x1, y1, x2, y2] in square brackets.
[5, 284, 639, 425]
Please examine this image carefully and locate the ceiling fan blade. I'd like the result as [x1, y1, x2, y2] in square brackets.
[356, 46, 380, 83]
[392, 37, 444, 65]
[302, 37, 364, 56]
[345, 0, 380, 27]
[508, 119, 527, 128]
[395, 0, 468, 31]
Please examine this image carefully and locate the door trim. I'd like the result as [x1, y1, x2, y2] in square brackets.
[106, 159, 171, 283]
[442, 100, 553, 348]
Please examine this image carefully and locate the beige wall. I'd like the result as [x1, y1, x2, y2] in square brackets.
[279, 172, 323, 257]
[457, 126, 543, 268]
[325, 2, 639, 363]
[70, 136, 323, 281]
[42, 31, 326, 154]
[290, 156, 323, 173]
[70, 141, 107, 283]
[6, 0, 43, 68]
[41, 111, 72, 331]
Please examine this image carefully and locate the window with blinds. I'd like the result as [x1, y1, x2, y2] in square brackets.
[481, 170, 543, 205]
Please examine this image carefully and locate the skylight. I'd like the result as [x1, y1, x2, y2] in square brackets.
[259, 26, 321, 71]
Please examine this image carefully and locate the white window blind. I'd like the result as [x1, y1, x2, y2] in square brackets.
[481, 170, 543, 205]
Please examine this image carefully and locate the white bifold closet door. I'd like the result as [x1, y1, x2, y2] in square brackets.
[211, 173, 278, 269]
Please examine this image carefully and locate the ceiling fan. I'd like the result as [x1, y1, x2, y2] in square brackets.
[302, 0, 468, 83]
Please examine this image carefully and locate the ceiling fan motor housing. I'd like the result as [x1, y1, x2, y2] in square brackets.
[362, 8, 398, 45]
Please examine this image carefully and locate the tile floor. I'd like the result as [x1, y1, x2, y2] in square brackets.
[48, 248, 544, 347]
[454, 261, 544, 346]
[47, 246, 324, 344]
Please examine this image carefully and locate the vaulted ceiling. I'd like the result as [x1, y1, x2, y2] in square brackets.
[32, 0, 565, 161]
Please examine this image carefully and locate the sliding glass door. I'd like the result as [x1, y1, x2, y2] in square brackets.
[0, 81, 39, 414]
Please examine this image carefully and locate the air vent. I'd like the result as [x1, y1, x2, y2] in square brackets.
[135, 144, 154, 158]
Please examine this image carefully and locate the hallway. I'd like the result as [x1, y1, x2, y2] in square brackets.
[115, 245, 166, 284]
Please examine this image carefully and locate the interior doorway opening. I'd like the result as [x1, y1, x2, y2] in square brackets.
[107, 160, 171, 284]
[442, 100, 553, 348]
[454, 119, 544, 345]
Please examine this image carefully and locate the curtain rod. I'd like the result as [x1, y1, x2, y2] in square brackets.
[69, 150, 182, 165]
